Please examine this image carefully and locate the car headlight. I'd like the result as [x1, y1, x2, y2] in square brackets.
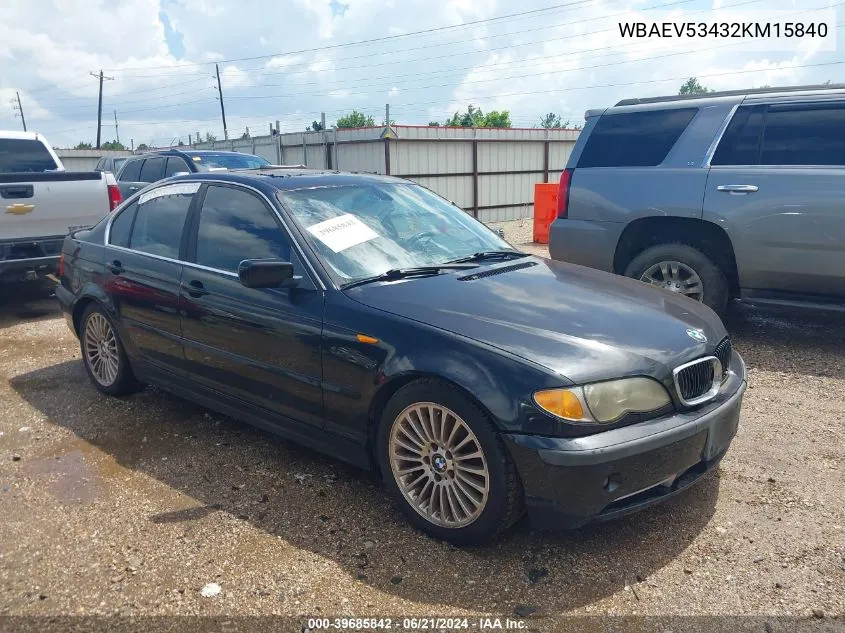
[534, 377, 671, 424]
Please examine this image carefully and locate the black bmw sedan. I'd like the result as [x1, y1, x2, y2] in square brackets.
[56, 169, 746, 544]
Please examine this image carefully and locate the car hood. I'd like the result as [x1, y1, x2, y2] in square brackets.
[343, 257, 727, 384]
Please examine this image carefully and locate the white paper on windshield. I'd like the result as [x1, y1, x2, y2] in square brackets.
[306, 214, 379, 252]
[138, 182, 201, 204]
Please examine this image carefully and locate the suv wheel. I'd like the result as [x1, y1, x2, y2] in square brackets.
[624, 243, 729, 316]
[377, 379, 524, 545]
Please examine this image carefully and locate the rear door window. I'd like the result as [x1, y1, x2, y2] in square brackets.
[577, 108, 698, 168]
[128, 184, 197, 259]
[119, 159, 143, 182]
[0, 138, 59, 173]
[711, 106, 765, 166]
[759, 104, 845, 166]
[139, 157, 165, 183]
[108, 202, 138, 248]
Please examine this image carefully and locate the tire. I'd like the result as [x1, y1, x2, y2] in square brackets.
[377, 379, 524, 545]
[79, 304, 140, 396]
[624, 243, 729, 317]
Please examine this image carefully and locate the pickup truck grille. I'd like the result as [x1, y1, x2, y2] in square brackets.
[674, 357, 720, 406]
[714, 337, 732, 380]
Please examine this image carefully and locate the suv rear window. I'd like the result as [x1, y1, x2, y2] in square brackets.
[577, 108, 698, 168]
[0, 138, 59, 173]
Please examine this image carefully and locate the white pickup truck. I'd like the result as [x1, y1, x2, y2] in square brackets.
[0, 131, 121, 284]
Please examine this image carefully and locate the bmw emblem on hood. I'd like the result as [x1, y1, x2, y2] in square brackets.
[686, 328, 708, 343]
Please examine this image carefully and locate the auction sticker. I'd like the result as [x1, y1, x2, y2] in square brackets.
[138, 182, 201, 204]
[307, 214, 379, 252]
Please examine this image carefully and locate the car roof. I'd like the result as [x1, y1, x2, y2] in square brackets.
[131, 149, 263, 159]
[168, 168, 407, 192]
[614, 83, 845, 107]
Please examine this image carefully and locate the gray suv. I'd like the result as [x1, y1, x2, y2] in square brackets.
[549, 84, 845, 316]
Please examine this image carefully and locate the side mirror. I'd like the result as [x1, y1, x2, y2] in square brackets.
[238, 259, 300, 289]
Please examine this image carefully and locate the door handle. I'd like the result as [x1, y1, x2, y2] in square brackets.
[717, 184, 758, 193]
[128, 186, 139, 192]
[183, 280, 209, 297]
[107, 260, 124, 274]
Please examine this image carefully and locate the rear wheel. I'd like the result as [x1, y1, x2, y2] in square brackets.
[80, 304, 140, 396]
[624, 243, 729, 316]
[377, 379, 524, 544]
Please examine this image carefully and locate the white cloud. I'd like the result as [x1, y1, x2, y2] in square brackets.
[0, 0, 840, 146]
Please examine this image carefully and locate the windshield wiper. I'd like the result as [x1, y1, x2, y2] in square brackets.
[445, 250, 528, 264]
[342, 264, 477, 289]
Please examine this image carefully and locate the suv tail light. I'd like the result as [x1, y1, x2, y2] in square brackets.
[557, 168, 573, 219]
[57, 252, 64, 278]
[107, 184, 122, 211]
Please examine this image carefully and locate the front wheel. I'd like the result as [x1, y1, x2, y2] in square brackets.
[377, 379, 524, 544]
[624, 243, 729, 317]
[80, 304, 140, 396]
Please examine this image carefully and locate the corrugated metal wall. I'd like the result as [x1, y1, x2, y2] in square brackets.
[186, 125, 581, 223]
[55, 149, 134, 172]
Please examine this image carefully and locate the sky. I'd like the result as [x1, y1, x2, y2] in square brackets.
[0, 0, 841, 148]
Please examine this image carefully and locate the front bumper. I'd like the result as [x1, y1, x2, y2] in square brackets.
[504, 351, 747, 529]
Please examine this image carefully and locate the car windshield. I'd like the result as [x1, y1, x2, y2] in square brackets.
[279, 183, 513, 284]
[189, 153, 270, 170]
[113, 158, 127, 171]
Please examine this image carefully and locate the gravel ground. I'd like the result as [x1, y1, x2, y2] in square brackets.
[1, 257, 844, 629]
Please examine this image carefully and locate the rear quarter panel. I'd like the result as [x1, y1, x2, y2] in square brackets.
[61, 229, 111, 327]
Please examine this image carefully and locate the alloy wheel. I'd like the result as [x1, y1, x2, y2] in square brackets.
[388, 402, 490, 528]
[640, 260, 704, 301]
[84, 313, 120, 386]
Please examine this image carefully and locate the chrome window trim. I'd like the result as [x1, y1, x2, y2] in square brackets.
[103, 178, 326, 290]
[702, 103, 740, 168]
[673, 355, 723, 407]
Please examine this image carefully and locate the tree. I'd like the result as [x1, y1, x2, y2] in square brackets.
[101, 140, 125, 150]
[240, 127, 251, 140]
[336, 110, 375, 128]
[308, 120, 324, 131]
[428, 121, 440, 126]
[136, 143, 150, 151]
[177, 139, 185, 146]
[679, 77, 710, 95]
[444, 105, 512, 128]
[204, 132, 217, 143]
[74, 142, 93, 149]
[538, 113, 561, 128]
[483, 110, 511, 128]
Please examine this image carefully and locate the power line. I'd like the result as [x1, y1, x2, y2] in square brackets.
[101, 1, 591, 73]
[49, 0, 800, 118]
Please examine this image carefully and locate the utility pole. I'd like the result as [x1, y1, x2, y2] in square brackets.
[385, 103, 390, 126]
[113, 110, 120, 145]
[215, 64, 228, 141]
[12, 92, 26, 132]
[90, 70, 114, 149]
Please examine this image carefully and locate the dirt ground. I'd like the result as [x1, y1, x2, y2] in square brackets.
[1, 246, 843, 630]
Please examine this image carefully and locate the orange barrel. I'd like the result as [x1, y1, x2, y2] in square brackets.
[532, 183, 559, 244]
